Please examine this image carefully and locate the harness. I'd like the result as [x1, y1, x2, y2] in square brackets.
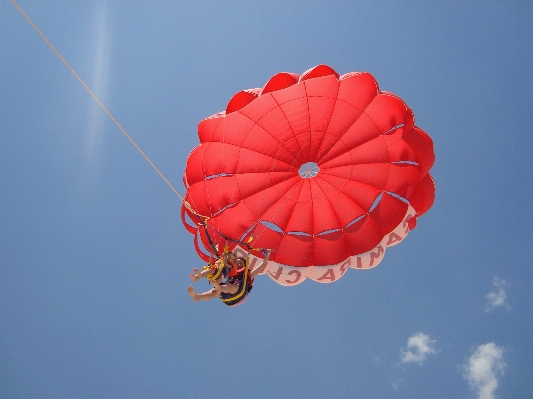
[185, 204, 268, 307]
[185, 205, 267, 260]
[203, 260, 237, 282]
[220, 258, 251, 306]
[202, 243, 236, 282]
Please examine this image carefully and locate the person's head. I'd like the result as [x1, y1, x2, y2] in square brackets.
[226, 252, 236, 264]
[236, 257, 247, 269]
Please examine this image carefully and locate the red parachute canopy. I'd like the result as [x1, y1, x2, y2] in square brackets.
[182, 65, 435, 286]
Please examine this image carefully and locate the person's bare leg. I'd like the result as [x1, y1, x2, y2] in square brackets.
[188, 286, 218, 302]
[210, 275, 226, 290]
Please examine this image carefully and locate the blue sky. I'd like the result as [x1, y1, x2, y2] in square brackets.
[1, 1, 532, 398]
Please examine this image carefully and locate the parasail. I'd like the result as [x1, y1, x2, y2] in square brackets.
[181, 65, 435, 286]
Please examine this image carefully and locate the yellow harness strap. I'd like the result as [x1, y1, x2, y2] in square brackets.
[204, 242, 230, 282]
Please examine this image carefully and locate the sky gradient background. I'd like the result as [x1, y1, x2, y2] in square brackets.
[1, 1, 532, 398]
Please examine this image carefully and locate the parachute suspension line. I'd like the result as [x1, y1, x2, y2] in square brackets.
[237, 123, 309, 247]
[269, 127, 413, 260]
[11, 0, 187, 205]
[199, 93, 296, 250]
[13, 0, 260, 258]
[214, 116, 228, 240]
[233, 99, 292, 245]
[254, 116, 411, 254]
[249, 85, 400, 262]
[250, 87, 333, 245]
[255, 101, 293, 231]
[194, 214, 220, 259]
[196, 76, 339, 255]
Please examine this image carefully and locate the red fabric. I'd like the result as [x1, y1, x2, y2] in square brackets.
[406, 173, 436, 220]
[183, 65, 436, 267]
[227, 264, 238, 277]
[180, 204, 198, 234]
[193, 233, 212, 263]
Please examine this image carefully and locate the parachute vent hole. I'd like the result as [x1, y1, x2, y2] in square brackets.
[317, 228, 341, 236]
[383, 124, 404, 135]
[261, 221, 284, 234]
[298, 162, 320, 178]
[369, 193, 383, 212]
[205, 173, 234, 180]
[344, 215, 366, 229]
[385, 191, 410, 204]
[287, 231, 312, 237]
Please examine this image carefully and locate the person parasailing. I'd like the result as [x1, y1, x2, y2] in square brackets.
[188, 249, 271, 306]
[189, 242, 238, 283]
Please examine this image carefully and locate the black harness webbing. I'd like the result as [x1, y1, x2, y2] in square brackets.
[221, 258, 250, 306]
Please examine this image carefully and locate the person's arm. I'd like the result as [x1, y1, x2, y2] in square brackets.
[249, 249, 271, 279]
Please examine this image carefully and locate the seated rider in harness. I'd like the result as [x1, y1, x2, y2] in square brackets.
[187, 249, 271, 306]
[189, 249, 237, 284]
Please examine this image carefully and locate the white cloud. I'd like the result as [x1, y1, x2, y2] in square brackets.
[400, 332, 437, 365]
[463, 343, 505, 399]
[391, 378, 403, 390]
[485, 277, 510, 312]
